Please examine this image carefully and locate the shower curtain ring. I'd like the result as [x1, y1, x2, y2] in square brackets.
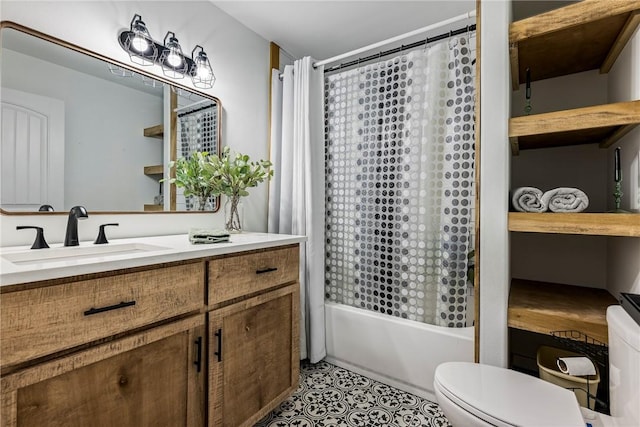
[449, 30, 458, 49]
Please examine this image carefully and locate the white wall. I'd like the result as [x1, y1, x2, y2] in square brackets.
[0, 0, 271, 246]
[2, 48, 163, 211]
[607, 26, 640, 297]
[510, 70, 609, 288]
[478, 0, 511, 368]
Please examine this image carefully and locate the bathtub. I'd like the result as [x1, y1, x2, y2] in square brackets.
[324, 302, 474, 401]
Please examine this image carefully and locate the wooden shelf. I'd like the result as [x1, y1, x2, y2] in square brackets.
[143, 124, 164, 139]
[508, 100, 640, 153]
[143, 165, 164, 176]
[509, 212, 640, 237]
[508, 279, 618, 344]
[509, 0, 640, 89]
[143, 204, 163, 212]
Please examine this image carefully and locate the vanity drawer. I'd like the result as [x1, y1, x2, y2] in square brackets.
[208, 245, 299, 305]
[1, 262, 204, 368]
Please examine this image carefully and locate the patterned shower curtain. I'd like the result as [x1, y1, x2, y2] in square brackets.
[324, 34, 475, 327]
[176, 101, 218, 210]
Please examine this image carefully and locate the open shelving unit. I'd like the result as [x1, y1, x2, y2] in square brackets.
[143, 165, 163, 176]
[143, 204, 163, 212]
[508, 100, 640, 154]
[506, 1, 640, 358]
[143, 124, 164, 139]
[509, 0, 640, 90]
[509, 212, 640, 237]
[508, 279, 617, 345]
[142, 125, 165, 178]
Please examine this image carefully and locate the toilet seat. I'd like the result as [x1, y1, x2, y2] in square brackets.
[434, 362, 585, 427]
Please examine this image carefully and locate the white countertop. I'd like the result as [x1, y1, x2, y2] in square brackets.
[0, 233, 306, 287]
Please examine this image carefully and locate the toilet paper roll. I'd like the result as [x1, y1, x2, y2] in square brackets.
[557, 357, 596, 376]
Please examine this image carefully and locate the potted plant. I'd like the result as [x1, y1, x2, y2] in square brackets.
[206, 146, 273, 232]
[165, 151, 217, 211]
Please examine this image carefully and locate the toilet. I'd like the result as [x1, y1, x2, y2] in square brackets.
[434, 305, 640, 427]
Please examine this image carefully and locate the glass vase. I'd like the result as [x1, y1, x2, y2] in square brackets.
[192, 195, 211, 211]
[224, 195, 243, 233]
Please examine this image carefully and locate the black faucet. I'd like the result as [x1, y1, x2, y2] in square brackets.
[64, 206, 88, 246]
[16, 226, 50, 249]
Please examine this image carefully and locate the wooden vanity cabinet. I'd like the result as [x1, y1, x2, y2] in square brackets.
[0, 243, 302, 427]
[1, 262, 204, 368]
[0, 261, 206, 427]
[207, 245, 300, 427]
[1, 314, 206, 427]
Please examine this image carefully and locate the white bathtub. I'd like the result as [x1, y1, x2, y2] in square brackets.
[325, 302, 474, 401]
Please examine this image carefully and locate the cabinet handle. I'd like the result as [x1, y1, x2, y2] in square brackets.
[256, 267, 278, 274]
[194, 336, 203, 373]
[214, 329, 222, 362]
[83, 300, 136, 316]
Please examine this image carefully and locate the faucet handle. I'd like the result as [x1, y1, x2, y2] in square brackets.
[16, 226, 50, 249]
[94, 223, 119, 244]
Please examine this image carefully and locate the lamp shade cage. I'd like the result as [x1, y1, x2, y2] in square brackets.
[122, 14, 157, 66]
[191, 45, 216, 89]
[160, 31, 188, 79]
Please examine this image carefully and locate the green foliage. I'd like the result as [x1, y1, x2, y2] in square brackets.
[163, 152, 217, 208]
[205, 146, 273, 198]
[165, 148, 272, 216]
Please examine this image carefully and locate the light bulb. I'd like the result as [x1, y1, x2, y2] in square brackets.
[130, 34, 149, 53]
[167, 48, 183, 67]
[197, 63, 211, 79]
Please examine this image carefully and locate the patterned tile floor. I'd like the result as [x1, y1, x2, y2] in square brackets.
[255, 361, 451, 427]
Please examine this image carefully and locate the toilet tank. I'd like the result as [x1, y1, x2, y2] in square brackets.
[607, 305, 640, 425]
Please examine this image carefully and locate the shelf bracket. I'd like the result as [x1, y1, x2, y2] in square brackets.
[509, 42, 520, 91]
[509, 136, 520, 156]
[599, 124, 638, 149]
[600, 9, 640, 74]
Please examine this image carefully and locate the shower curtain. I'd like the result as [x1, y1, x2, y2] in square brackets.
[269, 57, 326, 363]
[175, 100, 218, 210]
[324, 34, 476, 327]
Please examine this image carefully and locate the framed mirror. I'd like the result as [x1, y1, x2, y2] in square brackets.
[0, 21, 221, 214]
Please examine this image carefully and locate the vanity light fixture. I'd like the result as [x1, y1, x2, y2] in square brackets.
[160, 31, 187, 79]
[121, 14, 157, 66]
[118, 14, 216, 88]
[191, 45, 216, 89]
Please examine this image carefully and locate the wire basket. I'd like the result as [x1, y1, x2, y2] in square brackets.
[549, 330, 609, 412]
[550, 330, 608, 366]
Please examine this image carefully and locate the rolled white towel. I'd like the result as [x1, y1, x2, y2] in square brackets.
[542, 187, 589, 212]
[512, 187, 546, 212]
[557, 356, 596, 376]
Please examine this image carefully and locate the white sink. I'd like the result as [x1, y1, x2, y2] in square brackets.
[2, 243, 169, 265]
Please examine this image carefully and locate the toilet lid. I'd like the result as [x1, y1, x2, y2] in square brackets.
[434, 362, 585, 427]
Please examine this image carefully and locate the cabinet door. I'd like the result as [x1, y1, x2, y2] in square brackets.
[1, 315, 205, 427]
[209, 284, 300, 427]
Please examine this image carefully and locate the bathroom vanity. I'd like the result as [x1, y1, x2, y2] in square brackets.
[0, 233, 304, 427]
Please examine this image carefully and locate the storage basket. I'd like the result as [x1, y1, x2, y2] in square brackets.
[537, 345, 600, 409]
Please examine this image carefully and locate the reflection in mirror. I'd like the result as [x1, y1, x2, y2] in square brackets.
[0, 23, 220, 214]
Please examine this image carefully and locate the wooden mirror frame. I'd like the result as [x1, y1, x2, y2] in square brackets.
[0, 21, 222, 215]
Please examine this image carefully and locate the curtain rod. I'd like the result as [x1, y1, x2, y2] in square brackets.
[277, 22, 476, 80]
[314, 9, 475, 68]
[176, 103, 215, 118]
[174, 98, 212, 113]
[324, 23, 475, 73]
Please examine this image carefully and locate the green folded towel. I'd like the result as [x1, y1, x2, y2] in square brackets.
[188, 228, 230, 244]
